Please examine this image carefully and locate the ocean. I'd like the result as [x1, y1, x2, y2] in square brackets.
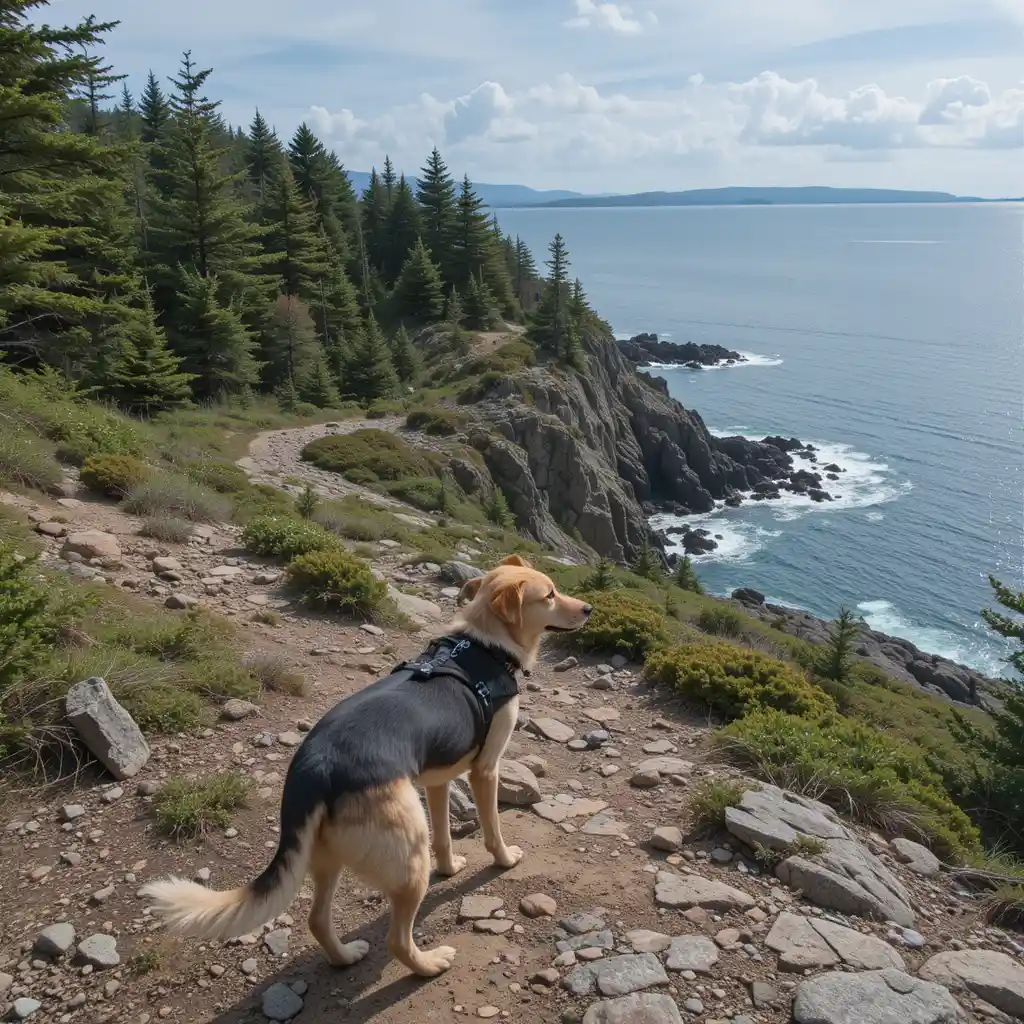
[497, 202, 1024, 676]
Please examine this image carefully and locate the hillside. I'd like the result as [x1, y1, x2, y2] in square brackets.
[345, 171, 586, 208]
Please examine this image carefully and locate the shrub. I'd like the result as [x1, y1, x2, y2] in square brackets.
[716, 708, 980, 859]
[0, 425, 62, 493]
[687, 779, 746, 837]
[568, 590, 669, 660]
[120, 682, 208, 734]
[582, 560, 617, 591]
[406, 408, 464, 436]
[286, 548, 389, 616]
[179, 459, 251, 494]
[295, 484, 319, 520]
[80, 454, 150, 497]
[632, 538, 663, 581]
[244, 653, 309, 697]
[241, 515, 338, 561]
[696, 605, 747, 638]
[384, 476, 444, 511]
[300, 430, 437, 483]
[486, 489, 514, 529]
[154, 772, 250, 839]
[674, 556, 703, 594]
[230, 482, 293, 524]
[139, 517, 193, 544]
[644, 642, 834, 720]
[123, 473, 232, 523]
[182, 659, 260, 703]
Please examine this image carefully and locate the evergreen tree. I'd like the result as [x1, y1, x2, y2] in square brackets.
[674, 556, 703, 594]
[342, 315, 398, 402]
[76, 19, 126, 137]
[514, 236, 539, 309]
[820, 607, 860, 683]
[416, 148, 458, 282]
[445, 285, 466, 351]
[113, 84, 137, 141]
[452, 175, 492, 289]
[464, 268, 498, 330]
[311, 262, 363, 367]
[246, 110, 282, 202]
[298, 351, 339, 408]
[632, 537, 662, 581]
[97, 302, 194, 414]
[171, 269, 259, 398]
[382, 174, 422, 285]
[528, 233, 572, 357]
[381, 155, 397, 201]
[583, 559, 617, 591]
[486, 489, 514, 529]
[260, 155, 329, 299]
[393, 237, 445, 323]
[260, 294, 323, 390]
[288, 123, 356, 263]
[146, 53, 271, 321]
[139, 70, 171, 183]
[360, 168, 390, 271]
[390, 324, 418, 383]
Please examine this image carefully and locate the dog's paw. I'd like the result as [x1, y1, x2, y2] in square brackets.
[415, 945, 458, 977]
[493, 844, 523, 869]
[331, 939, 370, 967]
[435, 853, 467, 877]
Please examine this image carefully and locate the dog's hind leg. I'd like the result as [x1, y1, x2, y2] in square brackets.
[307, 841, 369, 968]
[425, 783, 466, 877]
[343, 780, 457, 978]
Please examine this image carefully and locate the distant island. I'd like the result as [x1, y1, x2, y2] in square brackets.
[346, 171, 585, 208]
[497, 185, 1021, 210]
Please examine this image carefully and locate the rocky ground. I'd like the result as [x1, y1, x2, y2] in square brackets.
[1, 421, 1022, 1024]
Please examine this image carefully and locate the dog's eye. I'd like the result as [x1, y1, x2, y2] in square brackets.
[546, 590, 556, 600]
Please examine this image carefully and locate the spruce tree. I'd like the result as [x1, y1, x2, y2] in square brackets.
[674, 556, 703, 594]
[528, 233, 571, 357]
[390, 324, 418, 384]
[288, 123, 357, 263]
[820, 607, 860, 683]
[260, 294, 321, 391]
[77, 21, 126, 137]
[113, 84, 137, 142]
[445, 286, 466, 351]
[393, 237, 445, 323]
[246, 110, 282, 202]
[452, 175, 492, 289]
[583, 559, 617, 591]
[514, 236, 539, 310]
[147, 52, 271, 323]
[360, 168, 390, 272]
[171, 269, 259, 398]
[97, 303, 194, 414]
[464, 269, 498, 330]
[260, 155, 329, 299]
[312, 262, 363, 366]
[342, 315, 398, 402]
[632, 537, 662, 581]
[139, 71, 171, 146]
[381, 155, 397, 201]
[486, 489, 514, 529]
[416, 148, 458, 283]
[382, 174, 423, 285]
[298, 351, 339, 408]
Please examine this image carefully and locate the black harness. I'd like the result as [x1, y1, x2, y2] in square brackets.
[395, 634, 521, 746]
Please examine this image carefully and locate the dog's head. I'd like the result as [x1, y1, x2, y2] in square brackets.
[456, 555, 592, 667]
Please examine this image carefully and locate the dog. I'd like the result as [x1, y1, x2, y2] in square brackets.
[142, 555, 592, 978]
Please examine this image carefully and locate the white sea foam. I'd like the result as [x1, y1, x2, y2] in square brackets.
[651, 512, 782, 564]
[641, 351, 783, 370]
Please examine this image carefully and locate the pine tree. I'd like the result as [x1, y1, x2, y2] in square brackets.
[445, 286, 466, 351]
[260, 294, 322, 391]
[583, 559, 617, 591]
[97, 302, 194, 414]
[416, 148, 458, 283]
[674, 556, 703, 594]
[246, 110, 282, 202]
[528, 233, 572, 357]
[113, 84, 137, 141]
[632, 537, 662, 581]
[464, 269, 498, 330]
[288, 123, 357, 263]
[342, 315, 398, 402]
[360, 169, 390, 272]
[147, 53, 271, 321]
[390, 324, 418, 383]
[486, 489, 515, 529]
[514, 236, 539, 310]
[381, 155, 397, 201]
[393, 237, 445, 323]
[311, 262, 363, 367]
[260, 155, 329, 299]
[452, 175, 492, 289]
[76, 19, 126, 137]
[298, 352, 339, 408]
[382, 174, 422, 285]
[820, 607, 860, 683]
[171, 269, 259, 398]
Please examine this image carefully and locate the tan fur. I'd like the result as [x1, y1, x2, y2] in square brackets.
[142, 555, 590, 978]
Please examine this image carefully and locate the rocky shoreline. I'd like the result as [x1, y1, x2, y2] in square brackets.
[729, 588, 1000, 709]
[617, 332, 746, 369]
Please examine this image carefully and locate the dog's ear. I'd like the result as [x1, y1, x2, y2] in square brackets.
[457, 577, 484, 606]
[490, 579, 525, 629]
[500, 554, 532, 569]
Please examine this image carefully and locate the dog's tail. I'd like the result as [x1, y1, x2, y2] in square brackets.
[141, 806, 323, 940]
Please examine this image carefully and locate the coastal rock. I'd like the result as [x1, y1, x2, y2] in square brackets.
[793, 969, 959, 1024]
[617, 335, 743, 369]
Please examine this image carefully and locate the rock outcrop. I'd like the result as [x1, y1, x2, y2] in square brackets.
[616, 333, 744, 368]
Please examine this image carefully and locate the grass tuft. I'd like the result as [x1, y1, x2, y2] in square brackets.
[154, 772, 250, 839]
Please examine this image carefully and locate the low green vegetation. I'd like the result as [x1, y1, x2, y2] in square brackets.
[80, 454, 151, 498]
[241, 515, 338, 560]
[123, 473, 232, 523]
[301, 429, 439, 482]
[154, 772, 250, 839]
[406, 408, 465, 436]
[0, 425, 64, 493]
[286, 547, 390, 617]
[686, 779, 746, 837]
[567, 590, 670, 660]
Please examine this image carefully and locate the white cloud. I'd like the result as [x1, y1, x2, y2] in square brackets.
[444, 81, 515, 144]
[565, 0, 646, 35]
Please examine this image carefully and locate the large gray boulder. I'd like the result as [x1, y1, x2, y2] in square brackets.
[919, 949, 1024, 1019]
[793, 969, 959, 1024]
[583, 993, 684, 1024]
[654, 871, 754, 911]
[65, 677, 150, 780]
[890, 838, 942, 877]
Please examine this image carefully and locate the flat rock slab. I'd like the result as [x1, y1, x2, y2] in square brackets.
[75, 933, 119, 969]
[459, 895, 504, 921]
[583, 993, 684, 1024]
[766, 913, 904, 972]
[793, 968, 959, 1024]
[34, 923, 75, 957]
[65, 677, 149, 781]
[654, 871, 754, 912]
[665, 935, 719, 973]
[534, 797, 608, 823]
[584, 707, 621, 724]
[529, 717, 575, 742]
[581, 813, 627, 836]
[632, 757, 692, 777]
[262, 982, 304, 1021]
[811, 917, 904, 971]
[564, 953, 669, 998]
[919, 949, 1024, 1019]
[557, 930, 615, 954]
[625, 930, 672, 954]
[891, 838, 942, 877]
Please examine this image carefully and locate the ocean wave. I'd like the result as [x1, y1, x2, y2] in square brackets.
[857, 599, 1006, 677]
[650, 514, 781, 564]
[641, 351, 784, 370]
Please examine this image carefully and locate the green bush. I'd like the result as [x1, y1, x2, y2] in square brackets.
[645, 642, 834, 720]
[80, 454, 150, 497]
[181, 659, 260, 703]
[696, 606, 747, 638]
[286, 548, 389, 616]
[230, 482, 293, 524]
[119, 680, 208, 734]
[568, 590, 669, 660]
[384, 476, 444, 511]
[716, 708, 980, 859]
[123, 473, 232, 523]
[0, 425, 62, 493]
[154, 772, 250, 839]
[406, 408, 464, 436]
[314, 503, 391, 542]
[687, 779, 746, 837]
[241, 515, 338, 561]
[300, 429, 438, 483]
[179, 459, 251, 494]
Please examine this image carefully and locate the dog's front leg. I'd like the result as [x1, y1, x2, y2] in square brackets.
[469, 762, 523, 869]
[425, 783, 466, 877]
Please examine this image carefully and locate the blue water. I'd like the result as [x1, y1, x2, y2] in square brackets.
[497, 203, 1024, 676]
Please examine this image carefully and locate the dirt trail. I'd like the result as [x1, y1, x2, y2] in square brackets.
[0, 426, 999, 1024]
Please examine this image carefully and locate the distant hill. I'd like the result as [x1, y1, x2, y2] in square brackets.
[345, 171, 584, 207]
[525, 186, 1002, 209]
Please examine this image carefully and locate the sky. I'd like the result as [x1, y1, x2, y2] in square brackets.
[48, 0, 1024, 196]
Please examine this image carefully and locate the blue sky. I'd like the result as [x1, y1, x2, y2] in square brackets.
[49, 0, 1024, 195]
